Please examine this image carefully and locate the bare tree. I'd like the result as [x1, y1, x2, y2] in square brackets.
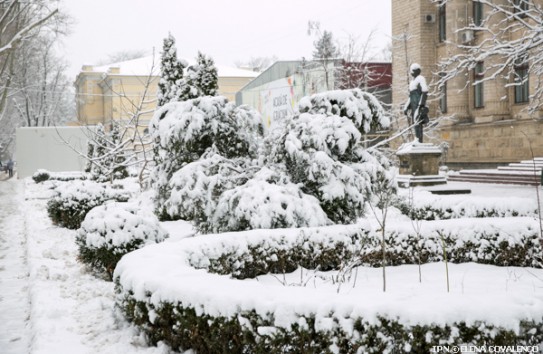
[0, 1, 61, 118]
[366, 171, 398, 293]
[62, 55, 158, 188]
[0, 0, 66, 157]
[10, 35, 74, 128]
[336, 30, 380, 90]
[432, 0, 543, 112]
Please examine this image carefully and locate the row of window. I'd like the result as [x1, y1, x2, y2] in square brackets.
[438, 0, 531, 43]
[437, 1, 530, 113]
[438, 63, 529, 114]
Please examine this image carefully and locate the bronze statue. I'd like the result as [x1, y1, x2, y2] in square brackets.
[403, 63, 429, 143]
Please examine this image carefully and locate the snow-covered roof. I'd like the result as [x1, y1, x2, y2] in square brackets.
[89, 55, 259, 78]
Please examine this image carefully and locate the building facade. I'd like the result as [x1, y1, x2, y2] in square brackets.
[74, 56, 259, 127]
[392, 0, 543, 168]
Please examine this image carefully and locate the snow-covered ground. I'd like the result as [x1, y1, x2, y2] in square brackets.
[1, 177, 542, 352]
[0, 178, 194, 354]
[0, 178, 31, 354]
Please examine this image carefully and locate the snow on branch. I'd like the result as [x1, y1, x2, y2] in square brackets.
[0, 8, 58, 56]
[432, 0, 543, 111]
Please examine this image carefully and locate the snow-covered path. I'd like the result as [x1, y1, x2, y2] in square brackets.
[0, 178, 175, 354]
[0, 178, 31, 353]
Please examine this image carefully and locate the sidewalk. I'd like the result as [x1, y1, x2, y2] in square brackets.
[0, 178, 31, 353]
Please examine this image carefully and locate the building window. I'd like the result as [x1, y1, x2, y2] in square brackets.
[473, 1, 483, 26]
[438, 1, 446, 42]
[514, 63, 529, 104]
[439, 73, 447, 113]
[514, 0, 530, 18]
[474, 62, 484, 108]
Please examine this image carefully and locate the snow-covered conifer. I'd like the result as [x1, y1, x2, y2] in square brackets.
[312, 30, 338, 62]
[149, 97, 263, 218]
[165, 151, 254, 228]
[90, 123, 108, 180]
[211, 167, 330, 232]
[157, 33, 187, 106]
[297, 88, 389, 134]
[186, 52, 219, 97]
[263, 89, 394, 224]
[106, 125, 128, 180]
[84, 140, 94, 173]
[88, 124, 128, 182]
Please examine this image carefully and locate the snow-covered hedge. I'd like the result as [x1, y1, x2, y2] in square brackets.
[360, 217, 543, 269]
[32, 169, 50, 183]
[397, 193, 539, 220]
[76, 202, 168, 279]
[193, 218, 543, 278]
[114, 222, 543, 353]
[116, 297, 542, 353]
[32, 170, 88, 183]
[47, 180, 131, 229]
[149, 96, 263, 218]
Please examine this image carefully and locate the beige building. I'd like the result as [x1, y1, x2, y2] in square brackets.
[74, 56, 259, 127]
[392, 0, 543, 168]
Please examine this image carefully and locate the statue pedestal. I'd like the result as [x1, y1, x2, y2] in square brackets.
[396, 142, 447, 187]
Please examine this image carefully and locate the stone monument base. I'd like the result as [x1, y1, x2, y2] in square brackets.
[396, 142, 447, 187]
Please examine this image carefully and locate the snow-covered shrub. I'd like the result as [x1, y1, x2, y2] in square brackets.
[264, 112, 392, 224]
[47, 180, 131, 229]
[32, 169, 50, 183]
[296, 88, 390, 133]
[257, 88, 394, 224]
[165, 151, 253, 225]
[211, 168, 330, 233]
[77, 202, 168, 279]
[149, 96, 263, 218]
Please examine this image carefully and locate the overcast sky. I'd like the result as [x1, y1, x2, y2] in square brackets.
[59, 0, 391, 79]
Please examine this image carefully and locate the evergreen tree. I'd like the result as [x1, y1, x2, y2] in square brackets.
[84, 140, 94, 173]
[90, 123, 108, 180]
[157, 33, 186, 107]
[107, 125, 128, 180]
[312, 30, 339, 90]
[313, 30, 338, 60]
[187, 52, 219, 97]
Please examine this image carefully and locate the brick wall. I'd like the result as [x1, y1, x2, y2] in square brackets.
[392, 0, 543, 166]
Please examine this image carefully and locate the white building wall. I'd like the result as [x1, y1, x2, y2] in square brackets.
[16, 127, 90, 178]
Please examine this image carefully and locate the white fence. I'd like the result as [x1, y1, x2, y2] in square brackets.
[16, 126, 90, 178]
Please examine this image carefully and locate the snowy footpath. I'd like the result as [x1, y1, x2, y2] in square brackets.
[0, 178, 173, 354]
[0, 178, 31, 353]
